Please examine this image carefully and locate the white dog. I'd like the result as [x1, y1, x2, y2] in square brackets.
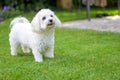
[9, 9, 61, 62]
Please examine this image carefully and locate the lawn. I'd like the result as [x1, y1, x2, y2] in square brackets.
[0, 8, 120, 80]
[0, 17, 120, 80]
[57, 8, 118, 22]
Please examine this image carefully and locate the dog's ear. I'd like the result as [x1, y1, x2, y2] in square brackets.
[54, 15, 61, 27]
[31, 13, 41, 32]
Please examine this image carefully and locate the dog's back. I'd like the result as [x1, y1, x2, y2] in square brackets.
[10, 16, 30, 29]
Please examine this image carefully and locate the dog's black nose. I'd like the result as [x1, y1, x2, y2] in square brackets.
[49, 19, 53, 23]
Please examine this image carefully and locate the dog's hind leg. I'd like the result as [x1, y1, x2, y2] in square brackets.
[10, 42, 19, 56]
[21, 45, 30, 54]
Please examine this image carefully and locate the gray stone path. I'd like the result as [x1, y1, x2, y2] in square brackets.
[62, 15, 120, 32]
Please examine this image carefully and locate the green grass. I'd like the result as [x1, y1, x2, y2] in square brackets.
[56, 8, 118, 22]
[0, 18, 120, 80]
[61, 7, 118, 21]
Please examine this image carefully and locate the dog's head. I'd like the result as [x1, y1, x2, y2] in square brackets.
[31, 9, 61, 32]
[10, 16, 29, 29]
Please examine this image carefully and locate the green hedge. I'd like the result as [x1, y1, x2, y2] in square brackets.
[0, 0, 118, 11]
[0, 0, 57, 11]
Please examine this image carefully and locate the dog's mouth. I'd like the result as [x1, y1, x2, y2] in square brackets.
[48, 23, 53, 26]
[48, 22, 55, 26]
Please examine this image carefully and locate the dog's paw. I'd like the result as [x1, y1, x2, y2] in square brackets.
[11, 51, 17, 56]
[45, 53, 54, 58]
[35, 59, 43, 62]
[11, 53, 17, 56]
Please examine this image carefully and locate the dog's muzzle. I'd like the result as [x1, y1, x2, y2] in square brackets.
[48, 19, 55, 26]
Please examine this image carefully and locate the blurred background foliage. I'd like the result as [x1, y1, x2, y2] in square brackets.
[0, 0, 118, 22]
[0, 0, 118, 11]
[0, 0, 57, 11]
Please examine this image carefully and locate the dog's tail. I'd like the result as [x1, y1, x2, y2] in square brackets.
[10, 16, 30, 29]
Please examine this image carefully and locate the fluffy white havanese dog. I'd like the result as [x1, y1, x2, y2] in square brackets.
[9, 9, 61, 62]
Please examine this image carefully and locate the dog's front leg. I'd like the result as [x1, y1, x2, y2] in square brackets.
[32, 49, 43, 62]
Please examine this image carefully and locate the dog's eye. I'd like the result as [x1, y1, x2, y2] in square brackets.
[50, 15, 53, 17]
[42, 17, 46, 20]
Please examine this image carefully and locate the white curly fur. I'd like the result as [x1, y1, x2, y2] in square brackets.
[10, 16, 30, 28]
[9, 9, 61, 62]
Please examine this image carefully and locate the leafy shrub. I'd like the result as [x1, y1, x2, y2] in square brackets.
[1, 0, 57, 12]
[0, 6, 21, 22]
